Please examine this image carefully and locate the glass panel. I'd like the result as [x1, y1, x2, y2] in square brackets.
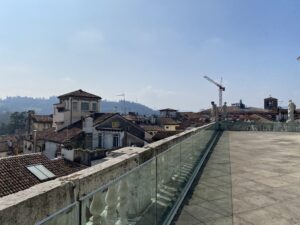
[80, 158, 157, 225]
[174, 131, 233, 225]
[156, 144, 181, 224]
[78, 124, 218, 225]
[35, 165, 55, 178]
[189, 132, 233, 225]
[35, 203, 79, 225]
[155, 126, 218, 224]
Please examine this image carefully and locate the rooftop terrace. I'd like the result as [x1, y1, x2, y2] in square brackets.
[175, 131, 300, 225]
[1, 122, 300, 225]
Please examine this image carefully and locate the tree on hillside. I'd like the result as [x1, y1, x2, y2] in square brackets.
[0, 112, 27, 135]
[8, 112, 27, 132]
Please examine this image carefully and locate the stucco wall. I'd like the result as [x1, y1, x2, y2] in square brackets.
[44, 141, 58, 159]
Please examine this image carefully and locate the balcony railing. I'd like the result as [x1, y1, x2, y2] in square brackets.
[34, 124, 220, 225]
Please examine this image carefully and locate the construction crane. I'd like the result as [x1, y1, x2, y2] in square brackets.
[204, 76, 225, 107]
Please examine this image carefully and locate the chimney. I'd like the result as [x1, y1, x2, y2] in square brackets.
[83, 116, 93, 149]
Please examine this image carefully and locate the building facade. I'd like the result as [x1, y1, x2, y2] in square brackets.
[264, 97, 278, 111]
[53, 89, 101, 130]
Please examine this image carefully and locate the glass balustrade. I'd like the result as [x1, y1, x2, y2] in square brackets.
[35, 203, 79, 225]
[36, 124, 220, 225]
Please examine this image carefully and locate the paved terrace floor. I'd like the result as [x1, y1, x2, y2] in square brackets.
[174, 131, 300, 225]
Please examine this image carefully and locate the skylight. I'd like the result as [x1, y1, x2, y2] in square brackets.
[26, 164, 56, 181]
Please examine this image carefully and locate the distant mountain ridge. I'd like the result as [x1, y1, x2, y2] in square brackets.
[0, 96, 158, 117]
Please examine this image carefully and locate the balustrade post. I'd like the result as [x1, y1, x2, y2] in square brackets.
[115, 179, 129, 225]
[90, 192, 104, 225]
[101, 185, 118, 225]
[127, 173, 139, 220]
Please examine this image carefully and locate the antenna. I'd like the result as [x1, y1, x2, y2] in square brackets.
[116, 93, 126, 115]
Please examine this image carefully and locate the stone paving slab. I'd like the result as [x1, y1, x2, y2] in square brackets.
[175, 131, 300, 225]
[231, 131, 300, 225]
[175, 132, 232, 225]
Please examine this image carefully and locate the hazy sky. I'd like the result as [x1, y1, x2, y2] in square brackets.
[0, 0, 300, 111]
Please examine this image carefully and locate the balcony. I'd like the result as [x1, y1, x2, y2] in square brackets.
[1, 122, 300, 225]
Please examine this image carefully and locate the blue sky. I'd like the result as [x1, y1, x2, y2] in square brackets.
[0, 0, 300, 111]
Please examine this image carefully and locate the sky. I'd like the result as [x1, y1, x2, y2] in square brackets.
[0, 0, 300, 111]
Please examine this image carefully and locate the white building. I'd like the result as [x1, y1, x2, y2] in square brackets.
[53, 89, 101, 130]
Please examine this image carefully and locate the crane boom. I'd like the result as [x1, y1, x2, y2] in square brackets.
[204, 76, 226, 107]
[204, 76, 225, 90]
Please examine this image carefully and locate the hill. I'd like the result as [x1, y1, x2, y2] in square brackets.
[0, 96, 158, 123]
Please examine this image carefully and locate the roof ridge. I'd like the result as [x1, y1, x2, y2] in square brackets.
[0, 153, 42, 160]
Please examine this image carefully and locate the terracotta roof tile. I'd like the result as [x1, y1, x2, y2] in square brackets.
[152, 131, 180, 141]
[140, 125, 164, 132]
[0, 153, 87, 197]
[159, 108, 178, 112]
[58, 89, 101, 100]
[158, 117, 178, 125]
[32, 115, 53, 123]
[93, 113, 116, 125]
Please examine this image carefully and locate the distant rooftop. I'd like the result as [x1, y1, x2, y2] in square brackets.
[159, 108, 178, 112]
[32, 115, 53, 123]
[58, 89, 102, 100]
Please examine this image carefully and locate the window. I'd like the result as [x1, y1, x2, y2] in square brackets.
[81, 102, 90, 111]
[98, 134, 103, 148]
[92, 103, 97, 111]
[113, 134, 120, 147]
[112, 121, 120, 128]
[73, 102, 78, 112]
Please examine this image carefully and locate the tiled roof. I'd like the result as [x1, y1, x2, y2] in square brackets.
[93, 113, 116, 125]
[0, 153, 87, 197]
[152, 131, 180, 141]
[35, 120, 83, 144]
[0, 135, 18, 144]
[158, 117, 179, 125]
[123, 114, 138, 121]
[58, 89, 101, 100]
[159, 108, 178, 112]
[32, 115, 53, 123]
[44, 120, 83, 144]
[264, 97, 278, 100]
[179, 112, 203, 119]
[140, 125, 164, 132]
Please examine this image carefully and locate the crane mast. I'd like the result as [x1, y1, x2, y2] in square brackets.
[204, 76, 225, 107]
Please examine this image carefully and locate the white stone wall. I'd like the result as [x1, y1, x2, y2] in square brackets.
[53, 98, 101, 130]
[44, 141, 58, 159]
[164, 125, 178, 131]
[92, 131, 125, 149]
[61, 148, 74, 161]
